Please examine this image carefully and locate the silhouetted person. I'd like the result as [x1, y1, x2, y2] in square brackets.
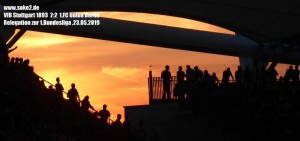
[176, 66, 186, 103]
[55, 77, 64, 99]
[48, 85, 55, 95]
[22, 59, 30, 72]
[19, 58, 23, 64]
[200, 70, 211, 89]
[99, 104, 111, 126]
[222, 67, 234, 87]
[9, 57, 15, 65]
[268, 66, 278, 85]
[291, 65, 300, 86]
[186, 65, 195, 85]
[211, 72, 220, 88]
[39, 79, 46, 89]
[176, 66, 185, 84]
[161, 65, 171, 100]
[235, 66, 244, 87]
[81, 95, 94, 113]
[112, 114, 123, 141]
[194, 66, 203, 82]
[15, 57, 19, 64]
[284, 66, 293, 87]
[9, 57, 15, 63]
[112, 114, 123, 129]
[67, 83, 80, 108]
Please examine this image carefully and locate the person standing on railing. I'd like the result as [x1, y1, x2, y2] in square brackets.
[161, 65, 171, 100]
[67, 83, 80, 108]
[55, 77, 64, 99]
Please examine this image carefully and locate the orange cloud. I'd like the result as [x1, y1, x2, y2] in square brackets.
[102, 67, 144, 83]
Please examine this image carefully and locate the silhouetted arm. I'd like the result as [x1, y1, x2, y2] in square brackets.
[77, 92, 81, 102]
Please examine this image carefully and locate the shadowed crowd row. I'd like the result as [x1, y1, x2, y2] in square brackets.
[158, 64, 300, 138]
[0, 57, 146, 141]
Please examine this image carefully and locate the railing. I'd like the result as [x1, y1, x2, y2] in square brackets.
[148, 71, 237, 104]
[38, 76, 68, 95]
[148, 76, 178, 101]
[38, 75, 114, 123]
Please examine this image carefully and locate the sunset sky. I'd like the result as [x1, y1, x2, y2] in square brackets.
[10, 12, 288, 120]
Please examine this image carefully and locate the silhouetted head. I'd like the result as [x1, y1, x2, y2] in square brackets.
[15, 57, 19, 63]
[187, 65, 191, 69]
[49, 85, 54, 90]
[71, 83, 75, 88]
[19, 58, 23, 64]
[204, 70, 208, 75]
[289, 65, 293, 70]
[103, 104, 107, 109]
[212, 72, 216, 76]
[117, 114, 122, 120]
[165, 65, 170, 70]
[179, 66, 182, 70]
[84, 95, 89, 100]
[194, 66, 198, 70]
[56, 77, 60, 83]
[23, 59, 30, 65]
[10, 57, 15, 63]
[227, 67, 231, 71]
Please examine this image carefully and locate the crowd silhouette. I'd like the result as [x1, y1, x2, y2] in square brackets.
[1, 53, 299, 140]
[160, 64, 300, 138]
[0, 56, 147, 141]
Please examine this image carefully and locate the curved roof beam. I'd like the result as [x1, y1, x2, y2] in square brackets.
[47, 0, 300, 43]
[18, 17, 300, 64]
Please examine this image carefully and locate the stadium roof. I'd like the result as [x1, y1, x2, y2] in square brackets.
[1, 0, 300, 64]
[2, 0, 300, 44]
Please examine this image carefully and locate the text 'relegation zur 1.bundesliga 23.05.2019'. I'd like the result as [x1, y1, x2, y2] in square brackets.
[2, 5, 101, 27]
